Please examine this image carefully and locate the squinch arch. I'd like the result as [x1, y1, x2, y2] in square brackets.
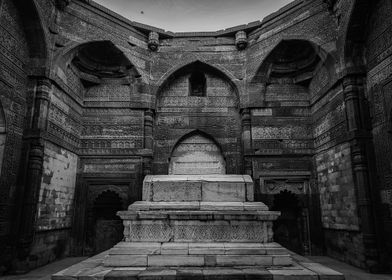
[169, 130, 226, 175]
[53, 40, 143, 80]
[251, 39, 336, 84]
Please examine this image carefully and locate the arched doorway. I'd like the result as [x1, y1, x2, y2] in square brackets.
[169, 132, 226, 175]
[92, 190, 123, 253]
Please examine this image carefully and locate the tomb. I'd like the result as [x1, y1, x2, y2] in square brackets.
[53, 174, 344, 279]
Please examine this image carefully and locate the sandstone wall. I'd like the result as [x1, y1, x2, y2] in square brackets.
[0, 0, 391, 272]
[365, 0, 392, 269]
[155, 71, 242, 174]
[0, 0, 29, 267]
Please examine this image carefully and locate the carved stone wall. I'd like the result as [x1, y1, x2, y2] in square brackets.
[316, 142, 359, 230]
[0, 0, 391, 273]
[169, 134, 226, 175]
[0, 0, 29, 267]
[37, 141, 78, 231]
[155, 70, 241, 175]
[365, 0, 392, 269]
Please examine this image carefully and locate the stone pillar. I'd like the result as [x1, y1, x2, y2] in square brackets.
[18, 79, 52, 259]
[144, 109, 154, 151]
[143, 109, 154, 176]
[241, 109, 252, 175]
[343, 75, 379, 271]
[32, 79, 51, 130]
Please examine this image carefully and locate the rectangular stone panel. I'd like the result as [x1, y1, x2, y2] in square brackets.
[201, 182, 245, 202]
[152, 181, 202, 201]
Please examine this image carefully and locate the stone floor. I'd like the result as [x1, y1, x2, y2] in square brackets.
[0, 255, 390, 280]
[0, 258, 86, 280]
[308, 256, 392, 280]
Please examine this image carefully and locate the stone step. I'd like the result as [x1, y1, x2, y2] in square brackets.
[108, 242, 288, 256]
[103, 242, 292, 267]
[53, 252, 345, 280]
[104, 253, 292, 267]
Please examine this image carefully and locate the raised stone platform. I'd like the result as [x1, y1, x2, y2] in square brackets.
[53, 175, 344, 279]
[52, 250, 345, 279]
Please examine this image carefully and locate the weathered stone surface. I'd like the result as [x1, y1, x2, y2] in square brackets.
[161, 243, 189, 255]
[109, 242, 161, 255]
[169, 134, 226, 175]
[103, 255, 148, 267]
[216, 255, 273, 266]
[148, 256, 204, 267]
[142, 175, 256, 202]
[52, 250, 343, 279]
[2, 0, 390, 272]
[201, 182, 245, 202]
[152, 181, 202, 202]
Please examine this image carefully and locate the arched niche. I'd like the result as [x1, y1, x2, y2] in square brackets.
[251, 39, 336, 103]
[0, 103, 6, 177]
[55, 41, 141, 97]
[169, 132, 226, 175]
[14, 0, 49, 73]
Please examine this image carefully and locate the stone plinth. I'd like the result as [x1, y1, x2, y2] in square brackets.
[53, 175, 344, 279]
[103, 175, 288, 267]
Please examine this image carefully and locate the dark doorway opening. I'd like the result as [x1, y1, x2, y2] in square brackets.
[272, 190, 309, 255]
[92, 190, 124, 253]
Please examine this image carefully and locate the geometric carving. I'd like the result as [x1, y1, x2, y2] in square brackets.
[128, 222, 267, 242]
[261, 179, 307, 195]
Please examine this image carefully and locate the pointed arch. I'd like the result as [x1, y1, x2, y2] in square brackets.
[155, 59, 241, 101]
[170, 129, 225, 158]
[169, 130, 226, 175]
[15, 0, 50, 74]
[342, 0, 373, 69]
